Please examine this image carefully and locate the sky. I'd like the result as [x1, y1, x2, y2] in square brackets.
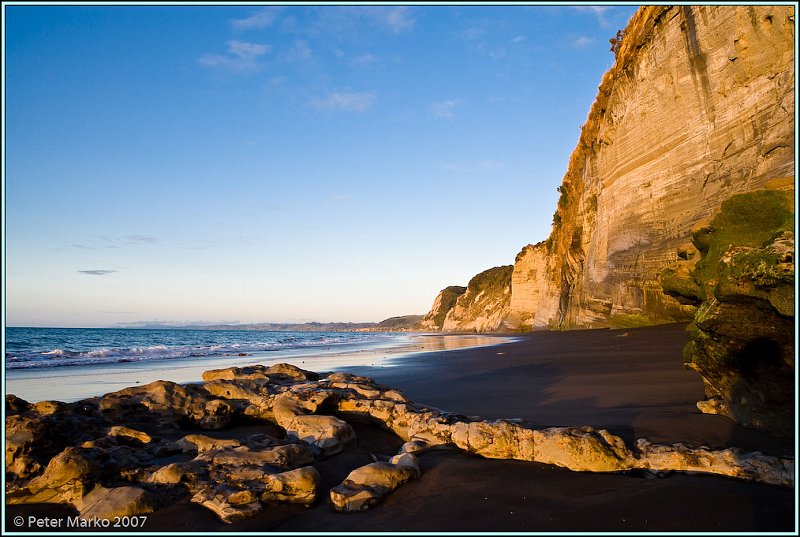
[4, 3, 639, 328]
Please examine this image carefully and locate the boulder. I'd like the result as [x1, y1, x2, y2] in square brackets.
[99, 380, 234, 430]
[174, 434, 241, 454]
[77, 485, 155, 519]
[6, 394, 31, 415]
[108, 426, 152, 444]
[261, 466, 321, 505]
[191, 486, 262, 524]
[272, 393, 356, 457]
[202, 365, 271, 382]
[25, 447, 101, 504]
[330, 453, 421, 512]
[267, 363, 319, 381]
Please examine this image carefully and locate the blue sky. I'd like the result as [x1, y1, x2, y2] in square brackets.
[5, 4, 638, 327]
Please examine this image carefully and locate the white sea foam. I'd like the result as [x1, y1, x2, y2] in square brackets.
[5, 330, 402, 370]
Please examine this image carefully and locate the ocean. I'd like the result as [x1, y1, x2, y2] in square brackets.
[4, 327, 405, 370]
[4, 327, 510, 403]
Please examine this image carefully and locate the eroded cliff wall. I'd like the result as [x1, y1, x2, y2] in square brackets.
[426, 5, 795, 332]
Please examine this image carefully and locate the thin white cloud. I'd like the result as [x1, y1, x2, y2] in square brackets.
[380, 6, 414, 33]
[199, 40, 270, 72]
[572, 6, 611, 27]
[230, 7, 282, 30]
[512, 35, 525, 44]
[432, 98, 464, 119]
[573, 6, 609, 16]
[311, 92, 376, 112]
[228, 40, 269, 58]
[458, 27, 505, 59]
[78, 269, 117, 276]
[352, 53, 379, 66]
[310, 6, 415, 37]
[441, 160, 506, 172]
[73, 235, 158, 249]
[123, 235, 158, 245]
[572, 36, 593, 48]
[284, 39, 312, 63]
[461, 27, 486, 41]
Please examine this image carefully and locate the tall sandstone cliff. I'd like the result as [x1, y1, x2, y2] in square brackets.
[426, 5, 795, 332]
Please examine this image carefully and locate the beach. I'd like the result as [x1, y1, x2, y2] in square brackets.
[5, 323, 794, 533]
[5, 332, 508, 403]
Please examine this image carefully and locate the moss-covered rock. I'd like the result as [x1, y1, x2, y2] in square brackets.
[691, 189, 794, 297]
[665, 189, 795, 437]
[659, 266, 702, 304]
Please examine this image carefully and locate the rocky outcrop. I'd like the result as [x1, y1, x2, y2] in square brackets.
[660, 188, 795, 437]
[420, 286, 467, 331]
[330, 451, 422, 512]
[98, 380, 235, 430]
[6, 364, 794, 524]
[424, 5, 794, 331]
[441, 266, 513, 332]
[77, 485, 156, 520]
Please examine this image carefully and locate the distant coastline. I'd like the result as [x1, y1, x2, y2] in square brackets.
[111, 315, 426, 333]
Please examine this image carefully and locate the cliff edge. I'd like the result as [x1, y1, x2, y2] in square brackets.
[425, 5, 794, 332]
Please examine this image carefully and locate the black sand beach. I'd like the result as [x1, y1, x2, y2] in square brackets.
[5, 323, 795, 533]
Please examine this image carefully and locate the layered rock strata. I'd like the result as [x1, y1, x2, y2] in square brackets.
[6, 363, 794, 524]
[424, 5, 794, 331]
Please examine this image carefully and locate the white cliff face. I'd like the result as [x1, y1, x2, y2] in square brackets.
[552, 5, 795, 329]
[419, 291, 445, 332]
[506, 244, 560, 330]
[426, 5, 795, 332]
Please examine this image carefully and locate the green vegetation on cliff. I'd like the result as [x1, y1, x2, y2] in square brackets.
[661, 188, 795, 437]
[429, 286, 467, 329]
[691, 190, 794, 297]
[466, 265, 514, 295]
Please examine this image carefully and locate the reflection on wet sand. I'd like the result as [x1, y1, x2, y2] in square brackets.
[409, 334, 515, 352]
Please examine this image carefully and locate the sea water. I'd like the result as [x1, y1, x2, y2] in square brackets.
[4, 327, 511, 402]
[4, 327, 412, 402]
[5, 327, 405, 370]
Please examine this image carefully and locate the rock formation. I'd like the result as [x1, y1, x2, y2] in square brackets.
[6, 364, 793, 524]
[660, 187, 795, 437]
[423, 5, 794, 331]
[420, 286, 467, 331]
[441, 266, 513, 332]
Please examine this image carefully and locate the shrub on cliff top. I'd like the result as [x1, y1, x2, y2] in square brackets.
[466, 265, 513, 295]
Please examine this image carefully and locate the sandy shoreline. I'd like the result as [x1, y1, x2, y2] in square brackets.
[5, 333, 511, 403]
[5, 324, 794, 532]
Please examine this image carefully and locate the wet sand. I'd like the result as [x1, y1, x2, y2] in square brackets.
[5, 324, 795, 532]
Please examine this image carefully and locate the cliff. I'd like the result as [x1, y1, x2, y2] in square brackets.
[441, 266, 513, 332]
[420, 286, 467, 331]
[425, 5, 795, 332]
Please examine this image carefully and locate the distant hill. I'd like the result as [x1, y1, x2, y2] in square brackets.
[118, 315, 425, 332]
[374, 315, 424, 331]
